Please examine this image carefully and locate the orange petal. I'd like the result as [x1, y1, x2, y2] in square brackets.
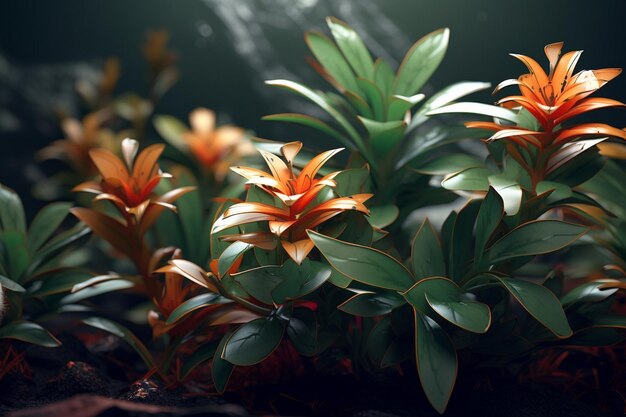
[510, 53, 549, 93]
[131, 143, 165, 188]
[259, 149, 292, 188]
[158, 259, 214, 290]
[296, 148, 343, 193]
[554, 123, 626, 145]
[89, 148, 129, 181]
[280, 141, 303, 164]
[220, 232, 278, 251]
[281, 239, 315, 265]
[544, 42, 564, 77]
[551, 50, 582, 94]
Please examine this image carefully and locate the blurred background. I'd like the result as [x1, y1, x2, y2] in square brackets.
[1, 0, 625, 214]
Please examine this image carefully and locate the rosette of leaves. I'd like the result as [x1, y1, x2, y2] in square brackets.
[153, 141, 378, 389]
[0, 184, 91, 348]
[421, 42, 625, 219]
[309, 187, 626, 413]
[264, 17, 490, 219]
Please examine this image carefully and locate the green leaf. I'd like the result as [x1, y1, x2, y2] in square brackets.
[356, 78, 385, 121]
[474, 188, 504, 263]
[333, 167, 370, 197]
[0, 275, 26, 292]
[265, 80, 365, 152]
[83, 317, 154, 367]
[339, 291, 405, 317]
[387, 93, 425, 121]
[32, 223, 91, 272]
[328, 267, 352, 288]
[413, 154, 484, 175]
[223, 317, 285, 366]
[358, 117, 406, 155]
[441, 167, 491, 191]
[394, 28, 449, 96]
[426, 102, 520, 124]
[166, 293, 228, 325]
[308, 230, 414, 291]
[561, 279, 625, 305]
[262, 113, 350, 145]
[61, 279, 135, 304]
[367, 316, 394, 365]
[409, 81, 492, 130]
[415, 312, 457, 414]
[403, 277, 456, 313]
[212, 333, 235, 393]
[425, 293, 491, 333]
[374, 59, 395, 97]
[271, 260, 332, 304]
[153, 114, 188, 152]
[411, 219, 446, 280]
[180, 341, 219, 381]
[233, 265, 286, 305]
[0, 184, 26, 233]
[286, 307, 318, 356]
[1, 231, 29, 281]
[0, 321, 60, 347]
[487, 220, 588, 264]
[488, 175, 522, 216]
[326, 17, 374, 79]
[27, 270, 92, 297]
[218, 241, 253, 278]
[492, 276, 572, 338]
[368, 205, 399, 229]
[306, 30, 360, 92]
[27, 202, 72, 254]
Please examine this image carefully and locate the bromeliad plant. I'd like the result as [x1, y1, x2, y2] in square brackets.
[153, 140, 375, 388]
[0, 184, 91, 348]
[265, 17, 490, 221]
[425, 42, 626, 217]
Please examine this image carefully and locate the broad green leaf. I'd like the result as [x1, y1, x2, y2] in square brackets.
[305, 30, 360, 92]
[409, 81, 492, 130]
[265, 80, 363, 151]
[262, 113, 350, 145]
[153, 114, 188, 152]
[218, 241, 253, 278]
[308, 230, 414, 291]
[328, 267, 352, 288]
[387, 93, 425, 121]
[441, 167, 491, 191]
[358, 117, 406, 154]
[1, 231, 29, 281]
[487, 220, 588, 264]
[83, 317, 154, 367]
[27, 270, 92, 297]
[394, 28, 449, 96]
[326, 17, 374, 79]
[426, 102, 520, 124]
[561, 279, 626, 305]
[411, 219, 446, 280]
[212, 333, 234, 393]
[27, 202, 72, 254]
[374, 59, 395, 97]
[492, 276, 572, 338]
[367, 316, 394, 365]
[180, 341, 219, 381]
[415, 312, 457, 414]
[271, 260, 331, 303]
[403, 277, 457, 312]
[488, 175, 522, 215]
[0, 275, 26, 292]
[286, 308, 318, 356]
[448, 200, 480, 281]
[166, 293, 229, 325]
[356, 78, 385, 121]
[339, 291, 405, 317]
[425, 293, 491, 333]
[413, 154, 484, 175]
[345, 90, 374, 118]
[0, 184, 26, 233]
[61, 279, 135, 304]
[0, 321, 60, 347]
[368, 204, 399, 229]
[474, 188, 504, 263]
[233, 265, 286, 305]
[223, 317, 285, 366]
[333, 167, 370, 197]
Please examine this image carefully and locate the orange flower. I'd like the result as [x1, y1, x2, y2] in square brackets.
[182, 108, 253, 178]
[73, 138, 188, 219]
[143, 30, 177, 77]
[212, 141, 372, 264]
[467, 42, 626, 149]
[38, 111, 115, 176]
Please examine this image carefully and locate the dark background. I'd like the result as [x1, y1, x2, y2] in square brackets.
[1, 0, 625, 211]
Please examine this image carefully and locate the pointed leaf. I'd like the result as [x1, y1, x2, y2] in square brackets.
[223, 317, 285, 366]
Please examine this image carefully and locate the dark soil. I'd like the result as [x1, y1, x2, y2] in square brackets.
[0, 334, 617, 417]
